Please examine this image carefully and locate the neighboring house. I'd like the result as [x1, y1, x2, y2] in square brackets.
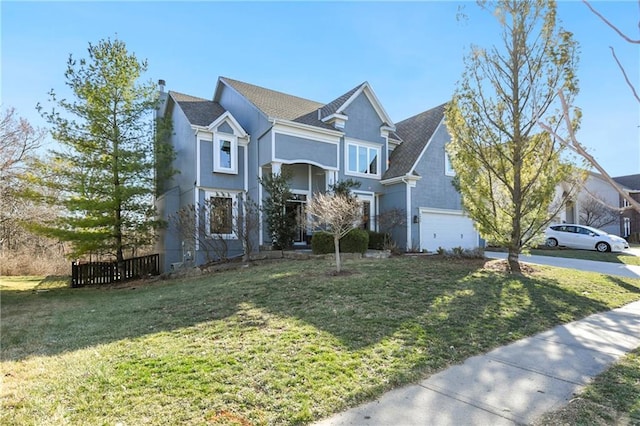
[613, 174, 640, 241]
[553, 171, 639, 239]
[154, 77, 477, 272]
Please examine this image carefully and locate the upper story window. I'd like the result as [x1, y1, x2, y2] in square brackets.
[214, 134, 237, 174]
[445, 145, 455, 176]
[346, 140, 380, 178]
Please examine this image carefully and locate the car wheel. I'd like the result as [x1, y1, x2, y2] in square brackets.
[596, 242, 610, 253]
[546, 238, 558, 248]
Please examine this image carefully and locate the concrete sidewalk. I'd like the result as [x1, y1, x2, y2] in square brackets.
[314, 300, 640, 426]
[485, 251, 640, 279]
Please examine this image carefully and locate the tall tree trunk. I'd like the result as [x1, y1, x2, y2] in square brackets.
[334, 235, 341, 273]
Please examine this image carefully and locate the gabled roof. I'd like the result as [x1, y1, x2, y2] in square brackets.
[383, 103, 447, 180]
[217, 77, 335, 129]
[216, 77, 395, 132]
[169, 91, 226, 127]
[319, 84, 363, 118]
[613, 174, 640, 191]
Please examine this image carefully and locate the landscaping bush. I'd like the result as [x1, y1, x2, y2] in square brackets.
[311, 232, 334, 254]
[341, 228, 369, 254]
[311, 229, 370, 254]
[367, 230, 389, 250]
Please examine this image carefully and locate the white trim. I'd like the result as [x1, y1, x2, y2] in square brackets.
[406, 181, 412, 250]
[258, 167, 263, 247]
[271, 128, 340, 170]
[344, 138, 382, 179]
[213, 133, 238, 174]
[271, 118, 343, 138]
[273, 126, 342, 145]
[445, 151, 455, 177]
[419, 207, 468, 216]
[204, 189, 241, 239]
[381, 174, 421, 186]
[243, 143, 249, 193]
[334, 83, 395, 131]
[207, 111, 248, 138]
[195, 132, 202, 187]
[354, 191, 376, 231]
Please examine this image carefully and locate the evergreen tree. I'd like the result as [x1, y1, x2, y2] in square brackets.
[445, 0, 579, 274]
[24, 38, 161, 266]
[259, 170, 296, 250]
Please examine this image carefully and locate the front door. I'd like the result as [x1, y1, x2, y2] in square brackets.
[286, 194, 307, 244]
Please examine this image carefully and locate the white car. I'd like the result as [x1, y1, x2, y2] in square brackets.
[545, 224, 629, 253]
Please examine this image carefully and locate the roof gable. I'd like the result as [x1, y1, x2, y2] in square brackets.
[321, 82, 395, 129]
[383, 103, 447, 180]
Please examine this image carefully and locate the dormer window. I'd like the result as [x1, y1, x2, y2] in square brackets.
[214, 134, 237, 174]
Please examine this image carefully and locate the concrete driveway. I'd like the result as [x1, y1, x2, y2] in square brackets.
[485, 250, 640, 279]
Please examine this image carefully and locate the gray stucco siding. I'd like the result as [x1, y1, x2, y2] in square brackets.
[285, 164, 311, 191]
[274, 133, 338, 169]
[171, 107, 198, 194]
[378, 187, 409, 249]
[411, 123, 463, 213]
[216, 121, 234, 134]
[342, 93, 386, 143]
[155, 186, 181, 273]
[198, 139, 246, 190]
[258, 129, 273, 168]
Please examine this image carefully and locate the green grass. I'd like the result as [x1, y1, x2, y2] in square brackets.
[0, 275, 69, 291]
[2, 256, 640, 425]
[535, 347, 640, 425]
[529, 247, 640, 266]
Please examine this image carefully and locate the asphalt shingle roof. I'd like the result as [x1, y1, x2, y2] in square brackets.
[613, 174, 640, 191]
[170, 91, 226, 127]
[220, 77, 371, 131]
[383, 103, 447, 180]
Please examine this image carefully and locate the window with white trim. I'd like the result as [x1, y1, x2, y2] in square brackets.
[206, 192, 238, 238]
[214, 134, 237, 174]
[346, 141, 380, 178]
[445, 150, 455, 176]
[624, 217, 631, 237]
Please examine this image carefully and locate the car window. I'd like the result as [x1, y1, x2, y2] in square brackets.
[577, 227, 591, 235]
[565, 226, 576, 233]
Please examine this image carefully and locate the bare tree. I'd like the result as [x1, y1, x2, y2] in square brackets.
[376, 208, 406, 250]
[307, 192, 362, 273]
[579, 194, 620, 229]
[539, 1, 640, 215]
[169, 192, 258, 264]
[0, 108, 45, 249]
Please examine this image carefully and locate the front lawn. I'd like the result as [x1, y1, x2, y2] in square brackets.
[2, 256, 640, 425]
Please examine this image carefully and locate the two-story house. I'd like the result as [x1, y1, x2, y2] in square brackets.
[155, 77, 478, 271]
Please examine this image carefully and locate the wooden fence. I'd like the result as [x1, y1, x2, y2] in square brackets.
[71, 254, 160, 287]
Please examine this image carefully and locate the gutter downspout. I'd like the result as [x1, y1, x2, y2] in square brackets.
[401, 176, 412, 252]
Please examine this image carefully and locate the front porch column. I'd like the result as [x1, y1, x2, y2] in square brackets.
[325, 170, 337, 190]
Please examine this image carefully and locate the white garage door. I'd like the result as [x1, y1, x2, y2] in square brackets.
[420, 209, 478, 252]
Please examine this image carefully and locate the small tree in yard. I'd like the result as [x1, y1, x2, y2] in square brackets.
[307, 189, 362, 273]
[259, 170, 296, 250]
[445, 0, 579, 274]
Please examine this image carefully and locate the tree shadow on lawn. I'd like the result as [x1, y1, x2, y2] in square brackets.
[0, 257, 619, 363]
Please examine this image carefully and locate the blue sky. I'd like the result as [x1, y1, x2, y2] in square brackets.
[2, 1, 638, 176]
